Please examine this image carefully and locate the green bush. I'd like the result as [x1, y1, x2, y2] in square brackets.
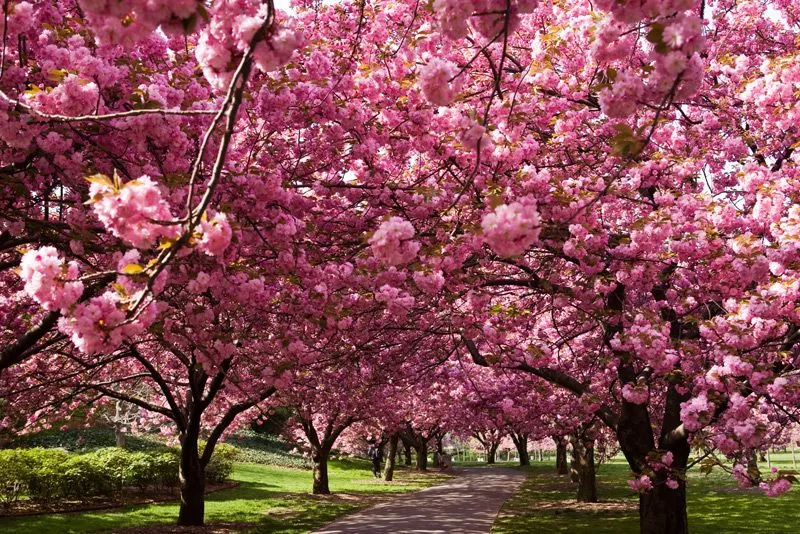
[10, 428, 170, 453]
[229, 430, 311, 470]
[0, 440, 242, 504]
[203, 442, 238, 483]
[0, 447, 185, 502]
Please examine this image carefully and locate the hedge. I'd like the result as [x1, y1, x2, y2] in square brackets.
[0, 444, 238, 505]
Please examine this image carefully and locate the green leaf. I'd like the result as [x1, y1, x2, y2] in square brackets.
[85, 174, 114, 188]
[120, 264, 145, 275]
[646, 23, 670, 54]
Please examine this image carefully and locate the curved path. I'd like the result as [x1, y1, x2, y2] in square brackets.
[313, 467, 527, 534]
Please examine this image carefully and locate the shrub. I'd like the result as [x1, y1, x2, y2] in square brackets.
[203, 442, 238, 483]
[229, 431, 311, 470]
[0, 441, 241, 504]
[0, 447, 184, 502]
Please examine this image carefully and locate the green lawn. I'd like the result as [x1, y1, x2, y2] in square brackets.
[0, 459, 450, 533]
[493, 455, 800, 534]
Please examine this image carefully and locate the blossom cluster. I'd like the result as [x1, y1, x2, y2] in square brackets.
[481, 201, 541, 257]
[88, 175, 180, 250]
[369, 217, 421, 266]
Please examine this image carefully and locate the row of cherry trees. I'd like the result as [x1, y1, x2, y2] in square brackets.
[2, 1, 800, 533]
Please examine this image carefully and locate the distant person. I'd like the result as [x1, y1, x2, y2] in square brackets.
[367, 438, 382, 478]
[436, 450, 450, 470]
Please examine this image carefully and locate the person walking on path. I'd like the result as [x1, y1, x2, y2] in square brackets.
[367, 438, 383, 478]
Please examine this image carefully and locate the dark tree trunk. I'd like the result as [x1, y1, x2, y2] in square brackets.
[745, 450, 762, 484]
[511, 434, 530, 466]
[570, 431, 597, 503]
[312, 446, 331, 495]
[115, 425, 126, 448]
[639, 481, 688, 534]
[615, 375, 690, 534]
[177, 432, 205, 526]
[383, 434, 399, 481]
[403, 439, 412, 466]
[431, 435, 444, 467]
[487, 442, 499, 464]
[415, 441, 428, 471]
[555, 437, 568, 474]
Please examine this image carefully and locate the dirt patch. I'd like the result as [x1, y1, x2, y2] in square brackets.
[714, 486, 764, 495]
[0, 482, 238, 518]
[304, 491, 396, 507]
[534, 499, 637, 514]
[107, 521, 257, 534]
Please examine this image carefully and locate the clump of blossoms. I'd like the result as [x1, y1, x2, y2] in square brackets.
[419, 58, 461, 106]
[760, 478, 793, 497]
[58, 291, 157, 354]
[369, 217, 420, 266]
[432, 0, 539, 40]
[621, 383, 650, 405]
[78, 0, 201, 47]
[195, 211, 233, 257]
[19, 247, 84, 311]
[18, 247, 159, 355]
[88, 174, 180, 250]
[195, 0, 298, 90]
[628, 474, 654, 493]
[481, 201, 541, 257]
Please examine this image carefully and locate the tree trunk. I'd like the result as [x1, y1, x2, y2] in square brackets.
[114, 425, 126, 448]
[639, 481, 688, 534]
[512, 434, 530, 466]
[615, 378, 690, 534]
[555, 437, 568, 474]
[745, 450, 761, 485]
[431, 435, 444, 467]
[570, 432, 597, 503]
[312, 447, 331, 495]
[487, 442, 498, 464]
[415, 441, 428, 471]
[177, 434, 205, 526]
[383, 434, 399, 481]
[403, 439, 412, 466]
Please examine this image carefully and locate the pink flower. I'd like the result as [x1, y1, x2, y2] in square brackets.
[419, 58, 461, 106]
[622, 384, 650, 405]
[759, 479, 792, 497]
[433, 0, 474, 40]
[628, 475, 653, 493]
[461, 122, 492, 151]
[413, 271, 446, 295]
[369, 217, 420, 266]
[89, 174, 180, 250]
[19, 247, 84, 311]
[481, 201, 541, 257]
[196, 211, 233, 258]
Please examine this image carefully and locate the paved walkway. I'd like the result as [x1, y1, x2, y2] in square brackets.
[313, 467, 527, 534]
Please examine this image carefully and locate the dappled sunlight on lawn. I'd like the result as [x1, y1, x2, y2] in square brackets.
[492, 460, 800, 534]
[0, 459, 447, 534]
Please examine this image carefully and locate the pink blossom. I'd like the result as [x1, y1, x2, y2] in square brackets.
[433, 0, 474, 40]
[481, 201, 541, 257]
[369, 217, 420, 266]
[419, 59, 461, 106]
[628, 475, 654, 493]
[759, 479, 793, 497]
[19, 247, 84, 311]
[621, 384, 649, 405]
[89, 175, 180, 249]
[196, 211, 233, 257]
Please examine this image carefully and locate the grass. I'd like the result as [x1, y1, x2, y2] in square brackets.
[493, 454, 800, 534]
[0, 458, 450, 533]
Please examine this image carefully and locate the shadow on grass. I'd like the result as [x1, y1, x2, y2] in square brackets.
[0, 461, 449, 534]
[492, 462, 800, 534]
